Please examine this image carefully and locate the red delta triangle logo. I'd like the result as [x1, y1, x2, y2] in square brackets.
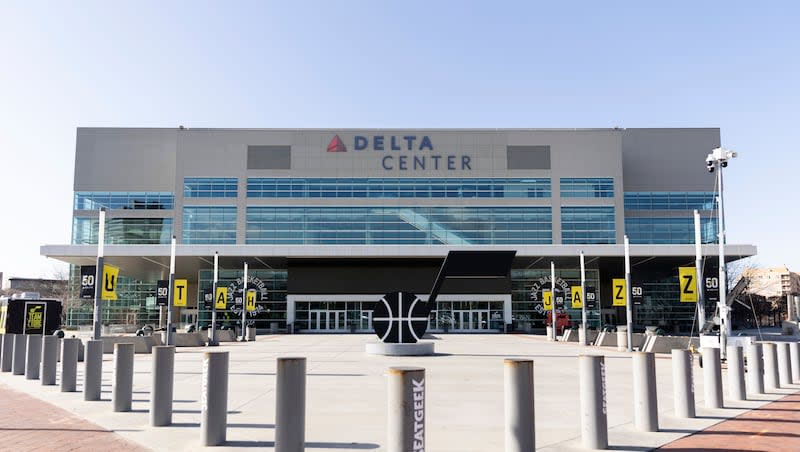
[327, 135, 347, 152]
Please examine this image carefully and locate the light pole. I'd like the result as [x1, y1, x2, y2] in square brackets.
[705, 147, 737, 360]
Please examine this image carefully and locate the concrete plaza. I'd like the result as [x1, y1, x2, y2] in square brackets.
[0, 333, 797, 451]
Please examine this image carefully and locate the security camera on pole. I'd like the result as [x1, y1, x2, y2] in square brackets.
[705, 147, 737, 360]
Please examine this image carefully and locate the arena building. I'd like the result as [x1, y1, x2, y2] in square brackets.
[41, 127, 756, 333]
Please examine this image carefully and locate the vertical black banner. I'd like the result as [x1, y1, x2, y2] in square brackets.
[80, 266, 97, 299]
[585, 286, 597, 309]
[156, 280, 169, 306]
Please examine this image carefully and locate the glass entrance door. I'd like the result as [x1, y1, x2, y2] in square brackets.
[471, 310, 488, 330]
[359, 310, 372, 330]
[329, 310, 346, 330]
[309, 310, 347, 330]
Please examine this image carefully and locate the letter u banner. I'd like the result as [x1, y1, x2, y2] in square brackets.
[101, 264, 119, 301]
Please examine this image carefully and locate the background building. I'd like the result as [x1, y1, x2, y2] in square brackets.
[42, 127, 756, 333]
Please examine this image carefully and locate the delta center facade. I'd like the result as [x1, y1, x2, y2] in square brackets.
[41, 128, 756, 334]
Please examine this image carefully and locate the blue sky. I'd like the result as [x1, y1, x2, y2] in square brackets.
[1, 1, 798, 281]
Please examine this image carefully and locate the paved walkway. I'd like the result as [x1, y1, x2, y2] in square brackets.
[658, 393, 800, 452]
[0, 384, 146, 452]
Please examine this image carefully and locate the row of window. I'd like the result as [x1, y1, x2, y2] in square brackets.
[247, 178, 551, 199]
[560, 178, 614, 198]
[74, 186, 716, 208]
[70, 210, 719, 246]
[184, 178, 238, 198]
[624, 192, 716, 211]
[72, 218, 173, 244]
[74, 192, 174, 210]
[625, 217, 718, 244]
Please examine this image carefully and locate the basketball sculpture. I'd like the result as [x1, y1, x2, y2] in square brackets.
[372, 291, 431, 344]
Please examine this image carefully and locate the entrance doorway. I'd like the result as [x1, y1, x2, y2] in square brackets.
[453, 310, 489, 330]
[309, 310, 346, 331]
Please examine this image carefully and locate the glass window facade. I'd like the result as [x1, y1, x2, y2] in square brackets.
[625, 217, 718, 244]
[246, 206, 552, 245]
[71, 217, 173, 244]
[184, 178, 238, 198]
[624, 192, 716, 210]
[74, 192, 174, 210]
[247, 178, 551, 198]
[560, 178, 614, 198]
[511, 268, 602, 330]
[183, 206, 237, 244]
[196, 269, 287, 330]
[561, 206, 616, 244]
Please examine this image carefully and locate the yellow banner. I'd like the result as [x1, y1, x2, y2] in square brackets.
[174, 279, 188, 307]
[612, 278, 626, 306]
[101, 264, 119, 301]
[543, 291, 553, 311]
[215, 287, 228, 309]
[246, 290, 257, 312]
[679, 267, 698, 302]
[571, 286, 583, 309]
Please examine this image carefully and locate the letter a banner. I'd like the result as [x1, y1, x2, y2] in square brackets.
[101, 264, 119, 301]
[612, 278, 626, 306]
[215, 287, 228, 309]
[174, 279, 188, 307]
[679, 267, 698, 302]
[571, 286, 583, 309]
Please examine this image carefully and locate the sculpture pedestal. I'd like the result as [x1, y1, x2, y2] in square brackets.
[365, 342, 435, 356]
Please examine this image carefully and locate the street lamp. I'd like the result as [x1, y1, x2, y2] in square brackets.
[706, 147, 737, 359]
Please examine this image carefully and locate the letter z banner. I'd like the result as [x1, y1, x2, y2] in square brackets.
[679, 267, 698, 302]
[612, 279, 626, 306]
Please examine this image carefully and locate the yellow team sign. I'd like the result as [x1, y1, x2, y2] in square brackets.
[101, 264, 119, 300]
[215, 287, 228, 309]
[679, 267, 698, 302]
[571, 286, 583, 309]
[246, 289, 257, 312]
[542, 291, 554, 310]
[612, 278, 626, 306]
[173, 279, 188, 307]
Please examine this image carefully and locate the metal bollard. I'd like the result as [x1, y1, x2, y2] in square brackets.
[579, 355, 608, 449]
[387, 366, 425, 452]
[1, 334, 14, 372]
[276, 357, 307, 452]
[702, 347, 723, 408]
[151, 345, 175, 426]
[41, 336, 59, 385]
[727, 346, 746, 401]
[112, 343, 135, 412]
[617, 331, 628, 352]
[25, 334, 43, 380]
[746, 343, 764, 395]
[777, 342, 792, 388]
[504, 359, 535, 452]
[201, 351, 229, 446]
[632, 352, 658, 431]
[671, 349, 695, 418]
[763, 343, 779, 391]
[61, 338, 80, 392]
[12, 333, 27, 375]
[83, 340, 103, 401]
[790, 342, 800, 384]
